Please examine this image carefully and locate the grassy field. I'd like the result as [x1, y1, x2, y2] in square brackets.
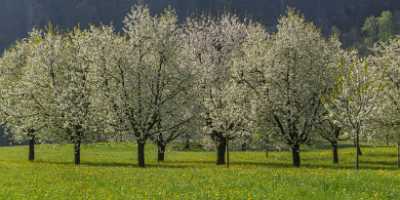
[0, 143, 399, 200]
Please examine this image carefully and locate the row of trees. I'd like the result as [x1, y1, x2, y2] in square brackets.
[1, 5, 400, 169]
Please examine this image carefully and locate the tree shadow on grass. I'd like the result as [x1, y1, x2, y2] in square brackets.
[228, 160, 400, 171]
[35, 160, 193, 169]
[359, 160, 397, 166]
[164, 159, 398, 171]
[164, 160, 216, 165]
[33, 159, 400, 171]
[362, 153, 398, 158]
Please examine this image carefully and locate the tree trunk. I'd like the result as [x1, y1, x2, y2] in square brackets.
[226, 139, 230, 168]
[241, 142, 247, 151]
[332, 142, 339, 164]
[265, 143, 269, 158]
[354, 135, 362, 156]
[28, 135, 35, 161]
[74, 139, 81, 165]
[157, 143, 166, 162]
[137, 141, 145, 168]
[397, 143, 400, 169]
[216, 138, 226, 165]
[291, 144, 301, 167]
[355, 129, 360, 170]
[357, 145, 363, 156]
[184, 138, 190, 150]
[386, 134, 390, 146]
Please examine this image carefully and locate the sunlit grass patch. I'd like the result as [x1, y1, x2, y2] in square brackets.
[0, 143, 399, 200]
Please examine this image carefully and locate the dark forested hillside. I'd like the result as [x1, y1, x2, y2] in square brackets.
[1, 0, 400, 51]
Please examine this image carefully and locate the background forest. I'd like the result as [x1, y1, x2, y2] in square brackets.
[1, 0, 400, 51]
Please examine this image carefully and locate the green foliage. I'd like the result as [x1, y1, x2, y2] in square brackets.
[331, 26, 341, 38]
[362, 16, 379, 46]
[377, 11, 395, 42]
[360, 10, 397, 53]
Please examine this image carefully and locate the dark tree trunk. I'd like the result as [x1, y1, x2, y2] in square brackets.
[137, 141, 145, 168]
[28, 135, 35, 161]
[157, 143, 166, 162]
[354, 136, 362, 156]
[332, 142, 339, 164]
[397, 143, 400, 169]
[291, 144, 301, 167]
[265, 143, 269, 158]
[355, 129, 360, 170]
[386, 135, 390, 146]
[184, 138, 190, 150]
[74, 139, 81, 165]
[226, 139, 230, 168]
[241, 142, 247, 151]
[216, 138, 226, 165]
[357, 145, 363, 156]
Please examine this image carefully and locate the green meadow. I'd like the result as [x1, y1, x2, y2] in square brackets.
[0, 143, 399, 200]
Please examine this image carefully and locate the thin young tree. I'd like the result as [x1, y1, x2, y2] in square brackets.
[315, 114, 347, 164]
[324, 53, 381, 169]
